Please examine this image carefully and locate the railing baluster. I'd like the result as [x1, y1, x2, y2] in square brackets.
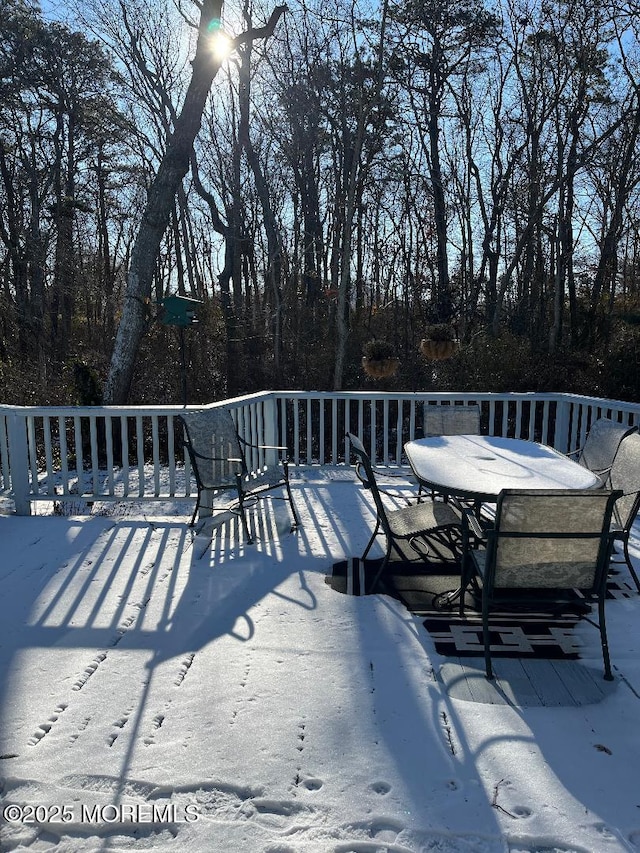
[136, 415, 144, 497]
[0, 415, 7, 493]
[0, 414, 9, 494]
[152, 415, 160, 496]
[43, 416, 55, 495]
[306, 397, 313, 466]
[514, 399, 523, 438]
[293, 400, 300, 466]
[72, 416, 83, 494]
[167, 415, 176, 496]
[90, 416, 99, 494]
[542, 400, 551, 445]
[344, 398, 351, 461]
[121, 415, 130, 497]
[527, 400, 535, 441]
[106, 416, 115, 494]
[488, 399, 497, 436]
[382, 398, 390, 464]
[369, 398, 377, 461]
[319, 399, 326, 466]
[501, 401, 509, 436]
[27, 416, 38, 494]
[395, 401, 403, 464]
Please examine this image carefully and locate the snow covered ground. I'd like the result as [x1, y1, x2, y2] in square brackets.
[2, 470, 640, 852]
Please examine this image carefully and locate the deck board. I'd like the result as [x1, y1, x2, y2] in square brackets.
[438, 656, 618, 707]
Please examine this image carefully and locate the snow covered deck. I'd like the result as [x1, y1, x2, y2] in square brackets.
[2, 471, 640, 852]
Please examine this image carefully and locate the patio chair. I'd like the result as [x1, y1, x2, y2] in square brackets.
[609, 431, 640, 592]
[178, 408, 300, 543]
[459, 488, 621, 681]
[568, 417, 637, 486]
[420, 403, 482, 505]
[423, 403, 481, 437]
[347, 432, 462, 592]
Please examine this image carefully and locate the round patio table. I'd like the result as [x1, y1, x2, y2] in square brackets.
[404, 434, 600, 504]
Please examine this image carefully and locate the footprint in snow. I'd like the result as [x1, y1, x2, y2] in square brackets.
[369, 781, 391, 795]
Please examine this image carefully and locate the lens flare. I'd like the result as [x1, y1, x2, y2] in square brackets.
[207, 17, 232, 60]
[210, 30, 233, 60]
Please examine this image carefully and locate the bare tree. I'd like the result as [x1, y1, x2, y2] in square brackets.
[103, 0, 285, 404]
[392, 0, 499, 323]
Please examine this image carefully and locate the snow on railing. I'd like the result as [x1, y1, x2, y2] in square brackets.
[1, 391, 639, 515]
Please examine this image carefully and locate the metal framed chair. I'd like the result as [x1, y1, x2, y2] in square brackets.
[420, 404, 482, 506]
[178, 408, 300, 542]
[609, 431, 640, 591]
[423, 403, 481, 437]
[347, 432, 462, 592]
[459, 488, 621, 681]
[568, 417, 637, 486]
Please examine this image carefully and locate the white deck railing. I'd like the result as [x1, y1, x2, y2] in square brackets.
[2, 391, 640, 515]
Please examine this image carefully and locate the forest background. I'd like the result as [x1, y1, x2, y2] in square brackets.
[1, 0, 639, 407]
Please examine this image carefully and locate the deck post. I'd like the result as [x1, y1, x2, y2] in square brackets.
[7, 410, 31, 515]
[553, 396, 572, 453]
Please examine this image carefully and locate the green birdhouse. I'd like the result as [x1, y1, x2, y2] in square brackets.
[160, 294, 203, 327]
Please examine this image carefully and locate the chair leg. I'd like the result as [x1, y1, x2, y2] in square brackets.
[369, 547, 391, 593]
[238, 499, 253, 544]
[235, 476, 254, 544]
[623, 538, 640, 592]
[459, 555, 470, 617]
[282, 462, 301, 528]
[482, 596, 494, 680]
[598, 594, 614, 681]
[361, 520, 381, 561]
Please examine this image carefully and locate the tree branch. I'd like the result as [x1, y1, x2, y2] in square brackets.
[232, 5, 287, 50]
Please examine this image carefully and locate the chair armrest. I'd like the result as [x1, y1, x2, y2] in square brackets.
[188, 447, 240, 464]
[371, 467, 409, 479]
[236, 435, 289, 453]
[564, 445, 612, 477]
[462, 506, 486, 540]
[460, 506, 491, 557]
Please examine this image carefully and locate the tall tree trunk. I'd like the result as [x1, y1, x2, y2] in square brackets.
[104, 2, 285, 404]
[587, 100, 640, 346]
[238, 35, 283, 373]
[332, 0, 389, 389]
[427, 48, 451, 322]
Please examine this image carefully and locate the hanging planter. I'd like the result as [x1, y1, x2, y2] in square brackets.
[419, 324, 460, 361]
[362, 356, 400, 379]
[362, 339, 400, 379]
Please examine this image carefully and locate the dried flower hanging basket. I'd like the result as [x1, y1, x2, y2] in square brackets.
[419, 324, 460, 361]
[361, 356, 401, 379]
[419, 339, 460, 360]
[361, 339, 400, 379]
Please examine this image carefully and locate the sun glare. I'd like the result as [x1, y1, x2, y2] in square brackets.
[206, 16, 233, 61]
[210, 30, 233, 61]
